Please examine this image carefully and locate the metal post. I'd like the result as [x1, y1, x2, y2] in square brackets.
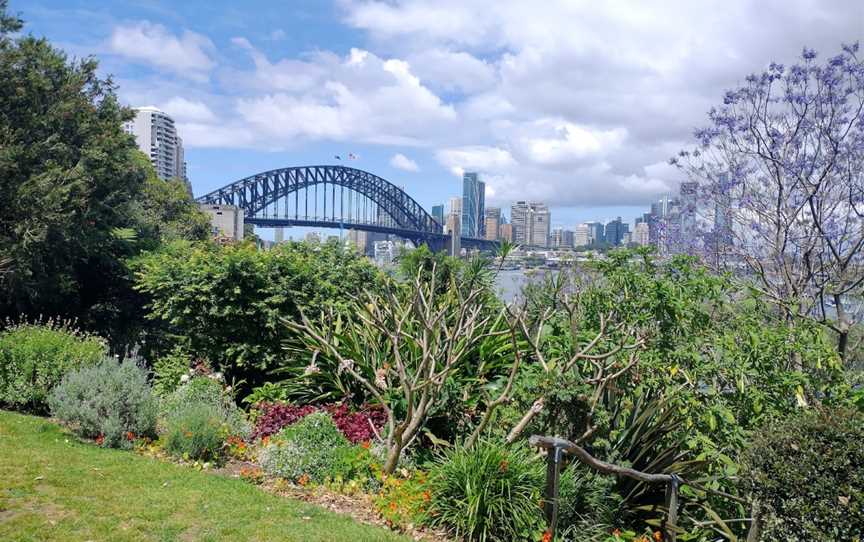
[544, 445, 564, 538]
[663, 474, 680, 542]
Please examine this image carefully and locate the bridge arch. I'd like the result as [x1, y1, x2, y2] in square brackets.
[196, 165, 442, 236]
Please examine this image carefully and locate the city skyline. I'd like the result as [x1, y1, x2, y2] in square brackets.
[15, 0, 862, 236]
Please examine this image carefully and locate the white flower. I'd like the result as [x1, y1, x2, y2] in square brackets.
[180, 374, 190, 384]
[303, 363, 321, 376]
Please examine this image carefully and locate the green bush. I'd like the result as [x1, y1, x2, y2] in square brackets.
[160, 376, 249, 438]
[259, 412, 350, 483]
[425, 440, 545, 542]
[0, 321, 107, 412]
[151, 345, 191, 397]
[163, 402, 226, 462]
[741, 407, 864, 540]
[48, 357, 157, 449]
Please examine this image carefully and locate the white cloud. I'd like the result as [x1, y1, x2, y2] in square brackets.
[233, 46, 458, 146]
[390, 153, 420, 171]
[109, 21, 215, 80]
[160, 97, 216, 123]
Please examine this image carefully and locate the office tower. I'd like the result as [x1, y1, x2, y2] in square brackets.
[604, 217, 624, 245]
[551, 228, 574, 248]
[445, 212, 461, 256]
[123, 106, 190, 194]
[634, 222, 650, 246]
[510, 201, 551, 247]
[484, 207, 501, 241]
[584, 222, 604, 245]
[431, 204, 445, 227]
[574, 224, 590, 247]
[461, 172, 486, 238]
[499, 223, 513, 242]
[199, 204, 244, 241]
[274, 227, 284, 244]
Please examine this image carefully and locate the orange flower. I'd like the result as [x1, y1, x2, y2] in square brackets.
[389, 501, 397, 511]
[422, 490, 431, 502]
[297, 473, 310, 486]
[498, 459, 509, 472]
[541, 530, 553, 542]
[360, 440, 371, 449]
[184, 431, 193, 437]
[126, 431, 136, 441]
[653, 531, 663, 541]
[262, 436, 270, 446]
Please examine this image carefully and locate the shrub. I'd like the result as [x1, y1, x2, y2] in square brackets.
[258, 412, 350, 484]
[375, 470, 431, 530]
[160, 376, 249, 438]
[251, 401, 386, 443]
[151, 345, 191, 397]
[0, 321, 106, 412]
[163, 402, 226, 462]
[741, 407, 864, 540]
[48, 357, 157, 449]
[425, 440, 546, 542]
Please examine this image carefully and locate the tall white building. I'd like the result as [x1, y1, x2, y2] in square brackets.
[123, 106, 190, 193]
[574, 224, 590, 247]
[511, 201, 551, 247]
[199, 204, 244, 241]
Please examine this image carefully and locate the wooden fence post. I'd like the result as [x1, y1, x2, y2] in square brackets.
[663, 474, 681, 542]
[543, 444, 564, 538]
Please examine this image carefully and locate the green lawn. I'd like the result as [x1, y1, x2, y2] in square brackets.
[0, 410, 408, 542]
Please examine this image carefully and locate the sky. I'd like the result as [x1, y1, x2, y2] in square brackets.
[12, 0, 864, 237]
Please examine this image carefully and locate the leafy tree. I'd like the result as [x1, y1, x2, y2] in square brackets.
[132, 240, 385, 393]
[675, 43, 864, 361]
[0, 6, 209, 346]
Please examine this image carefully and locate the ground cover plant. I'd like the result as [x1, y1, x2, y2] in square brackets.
[0, 410, 409, 542]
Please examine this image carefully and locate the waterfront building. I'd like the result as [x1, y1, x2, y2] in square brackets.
[585, 222, 604, 245]
[511, 201, 551, 247]
[574, 224, 590, 247]
[484, 207, 501, 241]
[551, 228, 574, 248]
[461, 172, 486, 238]
[123, 106, 190, 194]
[199, 204, 244, 241]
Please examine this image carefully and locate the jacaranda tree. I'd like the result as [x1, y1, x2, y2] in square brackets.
[675, 43, 864, 361]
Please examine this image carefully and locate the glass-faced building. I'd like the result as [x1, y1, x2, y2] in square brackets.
[461, 172, 485, 238]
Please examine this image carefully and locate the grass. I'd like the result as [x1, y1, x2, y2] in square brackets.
[0, 410, 408, 542]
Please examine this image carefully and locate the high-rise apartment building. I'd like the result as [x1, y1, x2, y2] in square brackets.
[484, 207, 501, 241]
[511, 201, 551, 247]
[431, 204, 445, 227]
[585, 222, 604, 245]
[499, 223, 513, 242]
[461, 172, 486, 238]
[123, 106, 190, 194]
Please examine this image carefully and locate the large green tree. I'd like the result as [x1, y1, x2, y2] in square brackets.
[0, 5, 208, 345]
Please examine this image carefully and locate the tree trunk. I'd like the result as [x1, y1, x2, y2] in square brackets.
[383, 439, 403, 474]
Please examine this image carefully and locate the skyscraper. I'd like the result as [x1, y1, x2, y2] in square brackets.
[499, 223, 513, 242]
[633, 222, 650, 246]
[431, 204, 445, 227]
[574, 224, 590, 247]
[461, 172, 486, 238]
[510, 201, 551, 247]
[123, 106, 190, 194]
[449, 196, 463, 217]
[484, 207, 501, 241]
[604, 217, 629, 246]
[585, 222, 604, 245]
[551, 228, 574, 248]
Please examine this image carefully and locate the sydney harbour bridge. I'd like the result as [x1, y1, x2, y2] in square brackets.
[196, 165, 498, 252]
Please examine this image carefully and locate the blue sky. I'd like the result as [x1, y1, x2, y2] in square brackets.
[12, 0, 863, 238]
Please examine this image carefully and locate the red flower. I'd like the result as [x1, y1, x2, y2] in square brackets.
[95, 434, 104, 446]
[541, 530, 553, 542]
[126, 431, 136, 441]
